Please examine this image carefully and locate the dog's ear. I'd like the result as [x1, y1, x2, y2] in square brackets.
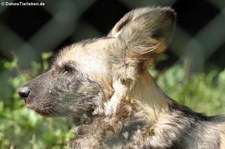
[108, 7, 176, 71]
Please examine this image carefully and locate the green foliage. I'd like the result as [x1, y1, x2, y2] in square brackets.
[0, 53, 225, 148]
[150, 65, 225, 115]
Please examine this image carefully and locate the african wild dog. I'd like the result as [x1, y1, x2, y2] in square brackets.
[18, 7, 225, 149]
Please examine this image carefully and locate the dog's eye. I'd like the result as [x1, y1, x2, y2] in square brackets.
[62, 65, 73, 75]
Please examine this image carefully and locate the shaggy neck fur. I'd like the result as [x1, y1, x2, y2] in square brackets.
[129, 71, 171, 120]
[70, 71, 173, 148]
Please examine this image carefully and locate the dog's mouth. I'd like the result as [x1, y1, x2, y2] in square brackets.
[25, 100, 56, 117]
[25, 99, 80, 117]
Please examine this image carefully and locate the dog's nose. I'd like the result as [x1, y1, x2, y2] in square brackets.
[18, 86, 31, 100]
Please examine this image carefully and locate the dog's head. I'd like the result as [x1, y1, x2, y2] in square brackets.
[18, 7, 175, 118]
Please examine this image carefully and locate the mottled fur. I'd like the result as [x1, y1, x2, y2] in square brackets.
[19, 7, 225, 148]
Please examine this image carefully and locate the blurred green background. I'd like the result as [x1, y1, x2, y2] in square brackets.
[0, 0, 225, 148]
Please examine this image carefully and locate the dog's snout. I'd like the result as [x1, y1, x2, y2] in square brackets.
[18, 86, 31, 100]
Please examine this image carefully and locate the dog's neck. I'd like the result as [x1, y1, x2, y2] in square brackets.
[71, 72, 175, 148]
[73, 70, 172, 134]
[129, 71, 171, 121]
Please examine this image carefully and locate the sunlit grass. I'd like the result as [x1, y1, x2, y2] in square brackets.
[152, 65, 225, 115]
